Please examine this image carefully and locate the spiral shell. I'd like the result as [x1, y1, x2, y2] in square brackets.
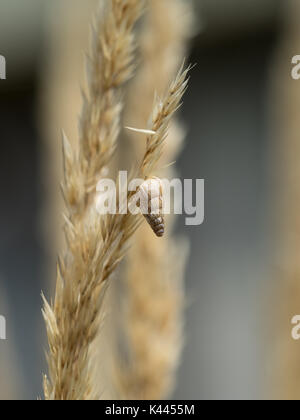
[139, 177, 164, 237]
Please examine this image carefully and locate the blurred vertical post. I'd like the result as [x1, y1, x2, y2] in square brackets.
[270, 0, 300, 399]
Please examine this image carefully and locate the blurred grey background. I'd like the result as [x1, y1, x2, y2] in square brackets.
[0, 0, 283, 399]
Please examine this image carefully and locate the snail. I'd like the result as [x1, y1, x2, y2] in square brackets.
[139, 177, 165, 237]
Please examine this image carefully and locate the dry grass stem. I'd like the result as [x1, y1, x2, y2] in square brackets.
[141, 64, 191, 178]
[43, 0, 144, 400]
[114, 0, 194, 400]
[65, 0, 144, 217]
[42, 0, 190, 401]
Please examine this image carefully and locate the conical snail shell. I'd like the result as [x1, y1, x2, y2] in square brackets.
[139, 177, 164, 237]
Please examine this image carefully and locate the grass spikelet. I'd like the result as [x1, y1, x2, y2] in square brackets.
[66, 0, 145, 216]
[114, 0, 194, 400]
[141, 64, 191, 177]
[42, 0, 191, 401]
[42, 0, 145, 401]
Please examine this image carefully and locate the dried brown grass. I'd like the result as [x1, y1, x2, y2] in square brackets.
[42, 0, 190, 401]
[113, 0, 194, 400]
[42, 0, 144, 400]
